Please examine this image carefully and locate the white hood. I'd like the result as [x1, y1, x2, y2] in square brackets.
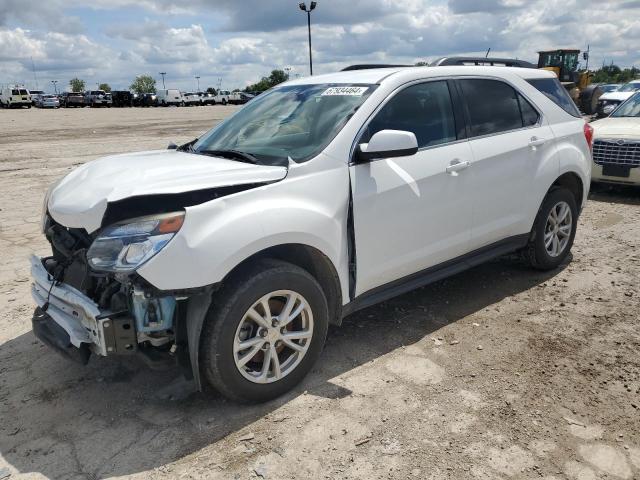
[47, 150, 288, 232]
[599, 91, 635, 103]
[591, 117, 640, 139]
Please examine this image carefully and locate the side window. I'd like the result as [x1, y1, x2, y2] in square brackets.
[366, 81, 457, 149]
[518, 94, 540, 126]
[459, 79, 524, 137]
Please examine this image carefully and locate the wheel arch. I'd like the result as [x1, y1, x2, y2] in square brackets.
[220, 243, 344, 326]
[550, 171, 584, 210]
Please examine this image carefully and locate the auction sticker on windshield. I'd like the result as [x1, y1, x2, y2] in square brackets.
[321, 86, 369, 96]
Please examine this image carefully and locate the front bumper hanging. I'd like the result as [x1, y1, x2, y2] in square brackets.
[30, 255, 137, 361]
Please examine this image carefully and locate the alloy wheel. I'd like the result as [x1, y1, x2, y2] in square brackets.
[544, 200, 572, 257]
[233, 290, 313, 384]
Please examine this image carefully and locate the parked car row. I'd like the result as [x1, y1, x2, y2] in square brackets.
[154, 89, 254, 107]
[1, 85, 255, 109]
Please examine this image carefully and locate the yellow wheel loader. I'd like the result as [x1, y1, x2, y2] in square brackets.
[537, 49, 601, 115]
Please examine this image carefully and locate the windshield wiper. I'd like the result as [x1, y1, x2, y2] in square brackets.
[196, 149, 259, 164]
[177, 138, 197, 152]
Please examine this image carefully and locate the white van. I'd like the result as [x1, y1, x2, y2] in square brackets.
[1, 86, 32, 108]
[156, 89, 183, 106]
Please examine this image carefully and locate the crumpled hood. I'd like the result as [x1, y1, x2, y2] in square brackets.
[599, 91, 635, 103]
[592, 117, 640, 138]
[48, 149, 288, 232]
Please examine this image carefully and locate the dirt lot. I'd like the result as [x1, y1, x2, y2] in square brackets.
[0, 107, 638, 480]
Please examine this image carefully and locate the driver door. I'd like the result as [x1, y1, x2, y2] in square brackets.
[350, 80, 474, 296]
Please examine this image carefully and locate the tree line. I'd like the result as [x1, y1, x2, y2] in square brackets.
[591, 65, 640, 84]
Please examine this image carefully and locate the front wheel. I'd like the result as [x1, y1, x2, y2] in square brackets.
[200, 259, 329, 403]
[523, 187, 578, 270]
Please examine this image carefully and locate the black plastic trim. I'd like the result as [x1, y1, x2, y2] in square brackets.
[32, 307, 91, 365]
[355, 145, 419, 162]
[341, 234, 529, 317]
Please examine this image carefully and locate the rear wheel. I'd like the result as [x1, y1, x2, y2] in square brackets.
[523, 187, 578, 270]
[200, 259, 329, 403]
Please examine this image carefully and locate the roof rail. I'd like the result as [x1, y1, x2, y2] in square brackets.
[341, 64, 412, 71]
[431, 57, 536, 69]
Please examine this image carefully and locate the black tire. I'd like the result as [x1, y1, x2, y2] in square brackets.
[200, 259, 329, 403]
[523, 187, 578, 270]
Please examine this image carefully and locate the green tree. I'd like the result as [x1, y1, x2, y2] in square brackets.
[268, 69, 287, 86]
[244, 69, 288, 93]
[130, 75, 157, 94]
[69, 78, 85, 92]
[592, 65, 640, 84]
[98, 83, 111, 92]
[415, 61, 429, 66]
[206, 87, 217, 95]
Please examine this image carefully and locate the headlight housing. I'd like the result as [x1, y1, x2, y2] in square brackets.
[87, 212, 184, 272]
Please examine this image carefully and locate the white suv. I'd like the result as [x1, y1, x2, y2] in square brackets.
[32, 66, 592, 402]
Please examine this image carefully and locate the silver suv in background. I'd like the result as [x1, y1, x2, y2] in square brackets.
[85, 90, 112, 107]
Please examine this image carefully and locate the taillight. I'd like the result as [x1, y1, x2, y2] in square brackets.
[583, 123, 594, 152]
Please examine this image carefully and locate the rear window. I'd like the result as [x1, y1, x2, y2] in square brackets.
[11, 89, 19, 95]
[526, 78, 581, 117]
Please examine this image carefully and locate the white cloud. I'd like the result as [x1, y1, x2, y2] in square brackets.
[0, 0, 638, 92]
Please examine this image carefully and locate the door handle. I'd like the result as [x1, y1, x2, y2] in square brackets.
[529, 136, 547, 147]
[445, 159, 470, 175]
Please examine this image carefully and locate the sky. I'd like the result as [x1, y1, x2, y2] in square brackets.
[0, 0, 639, 93]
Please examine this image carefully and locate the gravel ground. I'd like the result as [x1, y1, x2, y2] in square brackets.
[0, 107, 638, 480]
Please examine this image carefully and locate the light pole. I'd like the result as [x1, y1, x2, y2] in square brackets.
[159, 72, 166, 89]
[195, 75, 200, 91]
[284, 67, 292, 80]
[51, 80, 58, 94]
[298, 2, 317, 75]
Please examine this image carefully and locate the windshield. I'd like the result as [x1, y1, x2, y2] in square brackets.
[611, 93, 640, 117]
[193, 84, 375, 164]
[618, 82, 640, 93]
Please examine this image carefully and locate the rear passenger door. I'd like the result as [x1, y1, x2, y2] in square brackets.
[457, 78, 556, 249]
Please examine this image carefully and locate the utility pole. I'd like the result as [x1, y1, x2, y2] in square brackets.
[31, 56, 39, 89]
[298, 2, 317, 75]
[284, 67, 292, 80]
[159, 72, 166, 89]
[583, 44, 590, 71]
[195, 75, 200, 91]
[51, 80, 58, 94]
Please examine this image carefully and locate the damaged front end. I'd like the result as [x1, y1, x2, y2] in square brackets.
[31, 211, 211, 386]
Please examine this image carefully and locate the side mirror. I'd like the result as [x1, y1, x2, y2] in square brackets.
[167, 142, 178, 150]
[356, 129, 418, 162]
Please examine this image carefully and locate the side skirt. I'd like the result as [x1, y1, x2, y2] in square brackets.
[341, 234, 529, 318]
